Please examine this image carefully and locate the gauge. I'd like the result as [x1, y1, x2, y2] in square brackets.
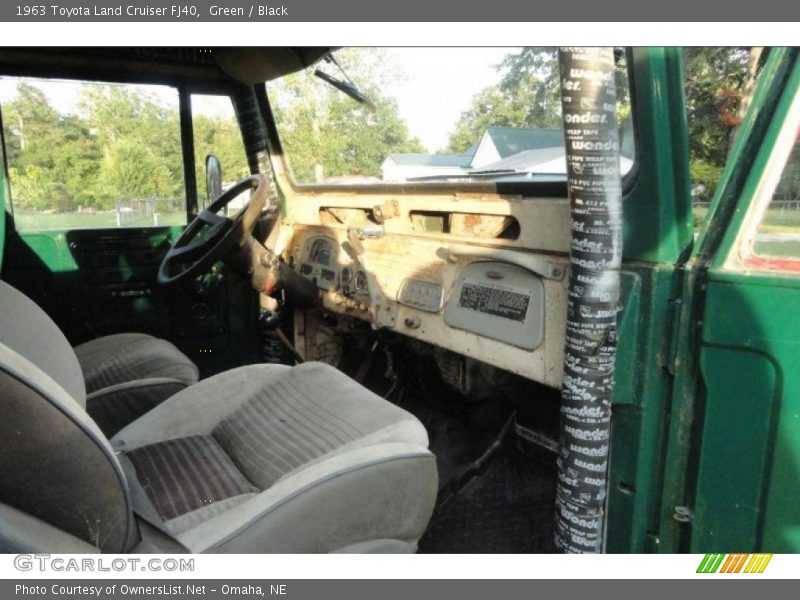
[340, 266, 353, 286]
[309, 238, 332, 266]
[355, 270, 368, 292]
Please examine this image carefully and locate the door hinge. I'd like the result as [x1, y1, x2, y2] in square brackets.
[664, 297, 683, 376]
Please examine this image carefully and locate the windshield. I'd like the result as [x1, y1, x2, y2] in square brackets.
[265, 47, 635, 186]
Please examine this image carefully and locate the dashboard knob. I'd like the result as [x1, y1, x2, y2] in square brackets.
[404, 316, 421, 329]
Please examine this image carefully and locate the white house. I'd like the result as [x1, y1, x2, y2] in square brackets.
[381, 124, 634, 181]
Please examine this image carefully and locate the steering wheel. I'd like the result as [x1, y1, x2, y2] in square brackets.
[157, 174, 268, 286]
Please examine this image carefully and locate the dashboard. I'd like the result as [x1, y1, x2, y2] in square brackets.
[288, 227, 569, 387]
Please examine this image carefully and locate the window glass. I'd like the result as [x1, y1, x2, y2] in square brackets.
[686, 47, 766, 228]
[191, 94, 250, 208]
[0, 77, 185, 230]
[266, 47, 633, 186]
[752, 130, 800, 260]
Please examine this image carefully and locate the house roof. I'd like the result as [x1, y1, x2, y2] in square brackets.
[482, 127, 565, 159]
[382, 128, 567, 173]
[384, 152, 473, 168]
[471, 146, 566, 173]
[474, 146, 634, 175]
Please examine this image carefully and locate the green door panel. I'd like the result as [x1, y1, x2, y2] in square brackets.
[658, 49, 800, 554]
[606, 265, 679, 553]
[687, 53, 800, 553]
[0, 148, 5, 270]
[603, 48, 695, 553]
[695, 276, 800, 553]
[623, 47, 693, 264]
[1, 225, 259, 373]
[2, 226, 182, 343]
[694, 346, 777, 551]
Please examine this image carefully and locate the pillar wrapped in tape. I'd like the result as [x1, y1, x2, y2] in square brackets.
[555, 47, 622, 554]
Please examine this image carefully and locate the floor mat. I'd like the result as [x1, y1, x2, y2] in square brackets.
[419, 443, 558, 554]
[335, 336, 559, 553]
[393, 391, 503, 486]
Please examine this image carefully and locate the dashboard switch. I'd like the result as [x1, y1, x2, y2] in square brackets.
[404, 316, 421, 329]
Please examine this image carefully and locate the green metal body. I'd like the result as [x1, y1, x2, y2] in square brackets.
[594, 47, 800, 553]
[1, 47, 798, 553]
[657, 48, 800, 553]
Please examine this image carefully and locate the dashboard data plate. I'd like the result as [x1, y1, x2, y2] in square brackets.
[444, 261, 544, 350]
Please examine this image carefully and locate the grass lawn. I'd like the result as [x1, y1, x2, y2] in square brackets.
[686, 205, 800, 259]
[693, 206, 800, 233]
[755, 239, 800, 257]
[14, 211, 187, 231]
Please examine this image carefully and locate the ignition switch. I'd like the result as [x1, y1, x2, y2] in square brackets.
[404, 316, 421, 329]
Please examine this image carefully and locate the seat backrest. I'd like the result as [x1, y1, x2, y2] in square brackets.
[0, 282, 132, 552]
[0, 280, 86, 407]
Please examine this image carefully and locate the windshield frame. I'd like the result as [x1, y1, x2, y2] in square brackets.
[260, 47, 639, 199]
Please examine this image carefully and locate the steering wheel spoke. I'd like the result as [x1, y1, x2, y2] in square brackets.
[198, 209, 228, 227]
[168, 239, 209, 264]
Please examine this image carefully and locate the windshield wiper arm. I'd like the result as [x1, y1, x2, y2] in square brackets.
[314, 53, 376, 111]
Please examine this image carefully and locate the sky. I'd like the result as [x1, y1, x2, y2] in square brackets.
[0, 47, 518, 153]
[380, 47, 516, 152]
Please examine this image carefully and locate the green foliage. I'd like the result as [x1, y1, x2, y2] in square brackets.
[268, 48, 424, 182]
[192, 112, 250, 201]
[78, 85, 183, 209]
[445, 48, 561, 153]
[683, 47, 755, 201]
[2, 81, 246, 215]
[774, 141, 800, 201]
[7, 166, 66, 211]
[689, 160, 724, 202]
[444, 48, 631, 155]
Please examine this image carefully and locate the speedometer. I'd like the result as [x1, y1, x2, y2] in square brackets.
[309, 238, 332, 266]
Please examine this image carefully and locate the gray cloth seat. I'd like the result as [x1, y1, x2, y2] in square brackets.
[75, 333, 199, 436]
[113, 362, 437, 552]
[75, 333, 199, 394]
[0, 280, 437, 554]
[0, 280, 199, 436]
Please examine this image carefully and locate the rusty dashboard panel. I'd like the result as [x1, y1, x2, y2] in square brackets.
[287, 225, 568, 387]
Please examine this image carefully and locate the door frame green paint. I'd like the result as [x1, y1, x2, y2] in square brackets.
[657, 48, 800, 553]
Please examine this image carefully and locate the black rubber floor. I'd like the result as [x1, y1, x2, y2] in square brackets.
[334, 336, 559, 553]
[419, 442, 557, 554]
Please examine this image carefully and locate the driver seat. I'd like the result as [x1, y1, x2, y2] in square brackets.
[0, 280, 437, 553]
[1, 281, 199, 436]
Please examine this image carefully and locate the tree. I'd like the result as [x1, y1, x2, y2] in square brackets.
[3, 83, 61, 168]
[192, 112, 251, 200]
[78, 85, 183, 208]
[267, 48, 424, 182]
[683, 47, 755, 201]
[445, 48, 561, 153]
[2, 80, 277, 215]
[445, 48, 632, 154]
[2, 83, 83, 211]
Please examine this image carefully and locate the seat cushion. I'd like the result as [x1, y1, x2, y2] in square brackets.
[113, 362, 437, 552]
[75, 333, 198, 394]
[126, 435, 258, 520]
